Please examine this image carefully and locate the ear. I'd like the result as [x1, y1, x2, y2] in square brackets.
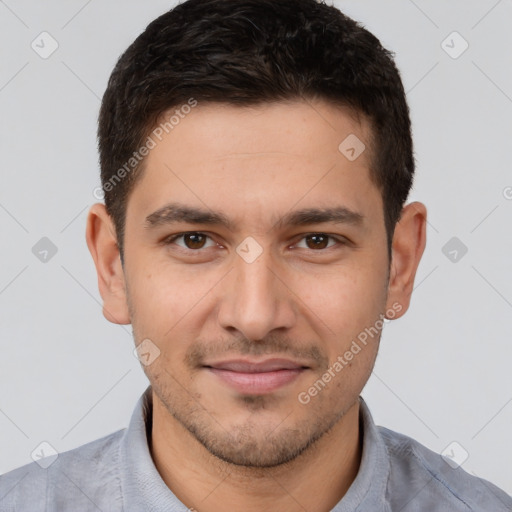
[385, 201, 427, 319]
[85, 203, 131, 325]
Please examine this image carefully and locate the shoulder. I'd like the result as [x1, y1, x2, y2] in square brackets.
[378, 426, 512, 511]
[0, 429, 125, 512]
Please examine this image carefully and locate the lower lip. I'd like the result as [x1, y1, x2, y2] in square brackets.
[207, 368, 304, 394]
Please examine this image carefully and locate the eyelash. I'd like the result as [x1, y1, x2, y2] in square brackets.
[162, 232, 348, 253]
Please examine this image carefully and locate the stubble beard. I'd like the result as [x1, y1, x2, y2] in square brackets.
[148, 367, 352, 469]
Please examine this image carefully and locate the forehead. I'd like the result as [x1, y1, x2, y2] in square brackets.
[128, 99, 380, 227]
[151, 99, 372, 162]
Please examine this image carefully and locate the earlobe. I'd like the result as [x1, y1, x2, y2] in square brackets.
[385, 202, 427, 318]
[85, 203, 131, 325]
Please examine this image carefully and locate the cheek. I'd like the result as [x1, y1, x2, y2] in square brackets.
[127, 261, 222, 345]
[296, 267, 386, 368]
[297, 264, 385, 325]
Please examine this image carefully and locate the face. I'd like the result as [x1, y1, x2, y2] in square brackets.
[87, 99, 425, 468]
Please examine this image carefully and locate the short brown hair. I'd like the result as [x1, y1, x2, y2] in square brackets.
[98, 0, 414, 262]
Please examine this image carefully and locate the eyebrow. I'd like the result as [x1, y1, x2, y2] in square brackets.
[144, 202, 364, 231]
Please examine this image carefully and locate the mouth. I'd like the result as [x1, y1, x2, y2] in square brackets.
[203, 358, 310, 395]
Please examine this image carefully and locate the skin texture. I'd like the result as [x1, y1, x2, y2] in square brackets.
[86, 100, 427, 511]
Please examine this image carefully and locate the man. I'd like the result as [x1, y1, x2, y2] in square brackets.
[1, 0, 510, 510]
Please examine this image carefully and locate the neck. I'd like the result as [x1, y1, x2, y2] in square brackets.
[150, 395, 363, 512]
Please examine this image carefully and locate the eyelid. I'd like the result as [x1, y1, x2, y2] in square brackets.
[291, 233, 347, 250]
[163, 231, 349, 251]
[163, 231, 219, 249]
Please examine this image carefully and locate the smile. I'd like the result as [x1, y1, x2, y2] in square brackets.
[204, 358, 309, 394]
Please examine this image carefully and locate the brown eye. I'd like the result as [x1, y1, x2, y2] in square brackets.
[304, 234, 330, 250]
[183, 233, 207, 249]
[164, 232, 216, 250]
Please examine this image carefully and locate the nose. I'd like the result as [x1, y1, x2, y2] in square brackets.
[216, 246, 296, 341]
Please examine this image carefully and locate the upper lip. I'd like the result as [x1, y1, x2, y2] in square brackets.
[204, 358, 308, 373]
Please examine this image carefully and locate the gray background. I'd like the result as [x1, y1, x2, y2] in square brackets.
[1, 0, 511, 495]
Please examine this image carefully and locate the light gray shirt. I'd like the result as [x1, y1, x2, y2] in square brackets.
[1, 386, 511, 511]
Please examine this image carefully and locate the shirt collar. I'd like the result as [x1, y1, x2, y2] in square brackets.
[120, 386, 186, 511]
[331, 396, 390, 511]
[120, 386, 390, 511]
